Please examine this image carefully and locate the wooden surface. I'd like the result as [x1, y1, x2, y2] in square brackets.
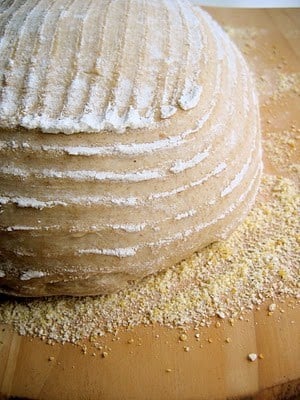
[0, 8, 299, 400]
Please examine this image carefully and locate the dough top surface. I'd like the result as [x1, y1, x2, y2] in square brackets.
[0, 0, 206, 134]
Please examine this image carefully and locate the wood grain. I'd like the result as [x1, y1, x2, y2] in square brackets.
[0, 8, 299, 400]
[0, 300, 299, 400]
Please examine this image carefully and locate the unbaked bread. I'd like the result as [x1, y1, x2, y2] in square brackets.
[0, 0, 262, 296]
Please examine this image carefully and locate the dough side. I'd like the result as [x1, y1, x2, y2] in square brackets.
[0, 0, 262, 296]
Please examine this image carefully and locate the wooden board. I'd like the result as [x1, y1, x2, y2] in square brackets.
[0, 8, 299, 400]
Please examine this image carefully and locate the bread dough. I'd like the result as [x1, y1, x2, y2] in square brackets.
[0, 0, 262, 296]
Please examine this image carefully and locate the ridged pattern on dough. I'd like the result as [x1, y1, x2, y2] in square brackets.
[0, 0, 262, 296]
[0, 0, 204, 133]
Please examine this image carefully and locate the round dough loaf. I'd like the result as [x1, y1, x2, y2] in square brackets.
[0, 0, 262, 296]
